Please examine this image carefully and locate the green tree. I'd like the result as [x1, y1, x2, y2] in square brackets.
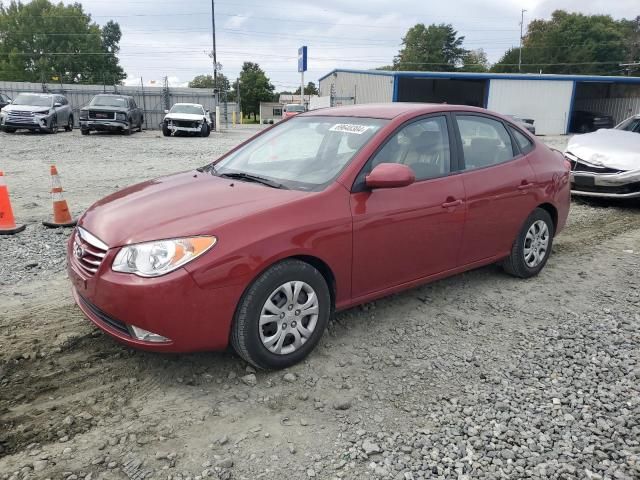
[460, 49, 489, 72]
[294, 81, 318, 95]
[492, 10, 631, 75]
[0, 0, 125, 83]
[393, 23, 466, 71]
[188, 72, 234, 99]
[237, 62, 274, 117]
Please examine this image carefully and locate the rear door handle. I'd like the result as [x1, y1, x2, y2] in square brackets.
[518, 183, 534, 190]
[441, 199, 463, 208]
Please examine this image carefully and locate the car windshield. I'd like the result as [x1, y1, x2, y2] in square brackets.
[13, 94, 53, 107]
[90, 96, 128, 108]
[213, 116, 387, 191]
[286, 105, 305, 112]
[170, 105, 204, 115]
[616, 116, 640, 133]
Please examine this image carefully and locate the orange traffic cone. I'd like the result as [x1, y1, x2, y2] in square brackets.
[0, 171, 26, 235]
[43, 165, 77, 228]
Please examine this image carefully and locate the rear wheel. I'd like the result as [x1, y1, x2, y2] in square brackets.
[503, 208, 554, 278]
[137, 117, 143, 132]
[231, 259, 331, 370]
[80, 129, 90, 136]
[2, 127, 16, 133]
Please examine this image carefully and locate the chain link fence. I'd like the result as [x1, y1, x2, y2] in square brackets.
[0, 81, 239, 130]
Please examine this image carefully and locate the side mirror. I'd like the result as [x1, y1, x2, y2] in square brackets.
[54, 102, 62, 107]
[164, 109, 169, 114]
[365, 163, 415, 189]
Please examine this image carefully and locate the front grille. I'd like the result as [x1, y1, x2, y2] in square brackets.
[172, 120, 199, 128]
[572, 181, 640, 195]
[73, 227, 108, 277]
[79, 295, 131, 337]
[7, 111, 36, 123]
[89, 110, 115, 120]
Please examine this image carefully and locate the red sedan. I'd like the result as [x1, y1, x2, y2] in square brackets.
[67, 104, 570, 369]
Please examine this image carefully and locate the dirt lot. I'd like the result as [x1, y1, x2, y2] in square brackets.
[1, 129, 639, 480]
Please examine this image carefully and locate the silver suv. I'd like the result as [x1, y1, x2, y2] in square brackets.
[0, 93, 74, 134]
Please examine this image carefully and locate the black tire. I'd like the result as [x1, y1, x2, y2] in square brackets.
[137, 117, 143, 132]
[231, 259, 332, 370]
[123, 120, 132, 135]
[64, 116, 74, 132]
[503, 208, 555, 279]
[80, 129, 90, 136]
[162, 124, 171, 137]
[200, 122, 210, 137]
[2, 127, 16, 133]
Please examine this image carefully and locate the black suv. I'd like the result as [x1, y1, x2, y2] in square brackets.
[570, 110, 614, 133]
[79, 94, 144, 135]
[0, 92, 11, 110]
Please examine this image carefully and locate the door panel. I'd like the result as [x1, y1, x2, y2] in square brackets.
[454, 114, 538, 265]
[351, 175, 465, 298]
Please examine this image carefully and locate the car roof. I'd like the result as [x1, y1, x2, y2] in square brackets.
[173, 103, 203, 107]
[17, 92, 53, 96]
[94, 94, 132, 98]
[302, 103, 489, 119]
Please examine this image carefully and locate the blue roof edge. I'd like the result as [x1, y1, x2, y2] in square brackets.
[318, 68, 640, 84]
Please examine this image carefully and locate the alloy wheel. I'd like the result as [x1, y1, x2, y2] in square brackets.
[523, 220, 549, 268]
[259, 281, 319, 355]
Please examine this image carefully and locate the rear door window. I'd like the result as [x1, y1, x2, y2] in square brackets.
[456, 115, 516, 170]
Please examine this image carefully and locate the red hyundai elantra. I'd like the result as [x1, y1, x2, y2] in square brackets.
[68, 104, 570, 369]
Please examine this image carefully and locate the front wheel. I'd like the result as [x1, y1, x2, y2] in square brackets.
[123, 119, 132, 135]
[47, 117, 58, 134]
[503, 208, 554, 278]
[2, 127, 16, 133]
[231, 259, 332, 370]
[162, 123, 171, 137]
[64, 116, 74, 132]
[200, 123, 210, 137]
[80, 129, 90, 136]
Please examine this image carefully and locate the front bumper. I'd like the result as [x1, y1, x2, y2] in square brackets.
[1, 115, 52, 130]
[80, 120, 129, 131]
[570, 170, 640, 199]
[165, 120, 204, 133]
[67, 235, 244, 352]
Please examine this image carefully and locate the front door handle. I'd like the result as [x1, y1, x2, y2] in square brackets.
[441, 199, 463, 208]
[517, 182, 534, 191]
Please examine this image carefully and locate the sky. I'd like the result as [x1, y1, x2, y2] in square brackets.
[57, 0, 639, 90]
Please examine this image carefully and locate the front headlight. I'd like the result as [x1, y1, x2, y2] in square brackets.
[116, 112, 126, 121]
[112, 236, 217, 277]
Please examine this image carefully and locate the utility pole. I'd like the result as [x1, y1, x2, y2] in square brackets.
[518, 9, 527, 73]
[211, 0, 218, 112]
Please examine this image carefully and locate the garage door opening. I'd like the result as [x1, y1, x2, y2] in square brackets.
[396, 77, 488, 107]
[572, 82, 640, 133]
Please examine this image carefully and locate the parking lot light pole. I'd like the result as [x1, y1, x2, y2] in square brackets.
[518, 9, 527, 73]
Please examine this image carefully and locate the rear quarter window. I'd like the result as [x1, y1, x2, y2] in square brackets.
[509, 127, 535, 154]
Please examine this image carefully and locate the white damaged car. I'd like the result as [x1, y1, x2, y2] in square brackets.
[565, 115, 640, 199]
[162, 103, 212, 137]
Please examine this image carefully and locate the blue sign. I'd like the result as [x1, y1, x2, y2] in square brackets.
[298, 46, 307, 73]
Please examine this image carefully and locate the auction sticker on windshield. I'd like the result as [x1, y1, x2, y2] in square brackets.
[329, 124, 372, 134]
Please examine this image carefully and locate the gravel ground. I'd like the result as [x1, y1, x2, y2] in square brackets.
[1, 130, 639, 480]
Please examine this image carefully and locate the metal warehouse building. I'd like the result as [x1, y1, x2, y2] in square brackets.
[318, 69, 640, 135]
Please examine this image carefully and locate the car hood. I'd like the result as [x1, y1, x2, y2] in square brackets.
[83, 105, 128, 112]
[79, 171, 307, 248]
[566, 129, 640, 171]
[2, 104, 51, 112]
[164, 113, 205, 121]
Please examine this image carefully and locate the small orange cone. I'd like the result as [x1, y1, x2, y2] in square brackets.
[0, 171, 26, 235]
[43, 165, 77, 228]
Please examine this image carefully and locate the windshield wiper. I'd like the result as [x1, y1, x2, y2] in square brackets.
[218, 172, 288, 189]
